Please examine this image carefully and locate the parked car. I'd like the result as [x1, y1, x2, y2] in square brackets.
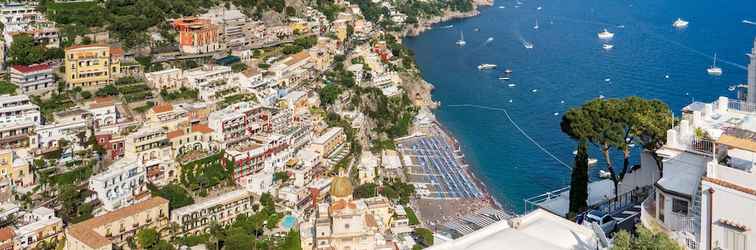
[584, 210, 617, 235]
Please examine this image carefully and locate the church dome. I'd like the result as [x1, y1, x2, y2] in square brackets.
[330, 176, 353, 198]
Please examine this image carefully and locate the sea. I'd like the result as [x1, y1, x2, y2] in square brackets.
[404, 0, 756, 213]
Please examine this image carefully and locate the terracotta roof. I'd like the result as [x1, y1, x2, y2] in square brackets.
[109, 47, 125, 57]
[10, 63, 51, 73]
[151, 103, 173, 113]
[191, 124, 213, 134]
[284, 51, 310, 66]
[89, 96, 114, 109]
[68, 197, 168, 249]
[65, 44, 109, 51]
[167, 129, 185, 140]
[0, 227, 14, 241]
[703, 177, 756, 196]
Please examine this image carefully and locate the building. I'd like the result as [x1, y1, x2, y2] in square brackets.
[427, 208, 599, 250]
[641, 96, 756, 250]
[172, 17, 222, 54]
[207, 102, 274, 149]
[64, 45, 122, 88]
[125, 126, 172, 185]
[0, 120, 35, 149]
[184, 65, 240, 103]
[13, 207, 63, 249]
[145, 103, 188, 130]
[144, 68, 185, 90]
[10, 63, 55, 94]
[94, 132, 125, 161]
[310, 127, 346, 158]
[167, 124, 214, 158]
[269, 51, 313, 87]
[88, 158, 147, 211]
[0, 94, 41, 125]
[0, 149, 32, 189]
[0, 227, 13, 250]
[65, 197, 169, 250]
[87, 97, 118, 128]
[171, 189, 256, 235]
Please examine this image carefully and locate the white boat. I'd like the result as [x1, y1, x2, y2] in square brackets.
[441, 25, 454, 29]
[729, 85, 736, 91]
[602, 44, 614, 50]
[673, 18, 689, 28]
[499, 68, 512, 80]
[531, 89, 538, 93]
[665, 74, 670, 79]
[599, 95, 605, 99]
[604, 78, 611, 82]
[523, 41, 534, 49]
[598, 169, 611, 178]
[537, 6, 543, 10]
[553, 112, 559, 116]
[533, 20, 539, 30]
[486, 37, 494, 43]
[743, 20, 756, 25]
[508, 83, 517, 87]
[597, 28, 614, 40]
[588, 158, 599, 165]
[707, 53, 723, 76]
[616, 25, 625, 28]
[498, 6, 505, 9]
[478, 64, 497, 70]
[456, 31, 466, 46]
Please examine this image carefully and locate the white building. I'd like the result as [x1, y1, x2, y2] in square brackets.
[13, 207, 63, 249]
[88, 157, 147, 211]
[87, 97, 118, 128]
[144, 68, 185, 90]
[184, 65, 240, 103]
[10, 64, 55, 94]
[428, 208, 600, 250]
[171, 189, 256, 234]
[641, 96, 756, 250]
[0, 94, 41, 125]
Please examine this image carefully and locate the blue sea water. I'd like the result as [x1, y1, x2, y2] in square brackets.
[404, 0, 756, 212]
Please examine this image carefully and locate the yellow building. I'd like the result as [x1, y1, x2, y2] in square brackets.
[0, 150, 33, 188]
[64, 197, 169, 250]
[64, 45, 122, 88]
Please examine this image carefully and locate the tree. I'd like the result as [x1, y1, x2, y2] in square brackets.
[414, 228, 434, 247]
[318, 84, 342, 107]
[285, 6, 297, 17]
[224, 230, 254, 250]
[567, 140, 589, 218]
[353, 183, 378, 199]
[95, 85, 119, 96]
[80, 90, 93, 99]
[8, 34, 45, 65]
[611, 226, 682, 250]
[0, 81, 18, 95]
[231, 63, 248, 73]
[136, 228, 160, 249]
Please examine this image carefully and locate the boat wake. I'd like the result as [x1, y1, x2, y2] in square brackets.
[446, 104, 572, 170]
[743, 20, 756, 25]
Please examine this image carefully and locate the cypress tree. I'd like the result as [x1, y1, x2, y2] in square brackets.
[568, 139, 589, 218]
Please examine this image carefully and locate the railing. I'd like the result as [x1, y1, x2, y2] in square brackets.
[523, 186, 570, 213]
[726, 99, 756, 113]
[689, 138, 714, 156]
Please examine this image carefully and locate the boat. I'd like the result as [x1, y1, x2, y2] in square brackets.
[523, 41, 534, 49]
[588, 158, 599, 165]
[553, 112, 559, 116]
[672, 18, 689, 28]
[537, 6, 543, 10]
[604, 78, 611, 82]
[533, 20, 539, 30]
[598, 169, 611, 178]
[498, 6, 505, 9]
[531, 89, 538, 93]
[478, 64, 497, 70]
[616, 25, 625, 28]
[440, 25, 454, 29]
[729, 85, 736, 91]
[456, 31, 466, 46]
[707, 53, 723, 76]
[665, 74, 670, 79]
[486, 37, 494, 43]
[508, 83, 517, 87]
[599, 95, 605, 99]
[602, 44, 614, 50]
[743, 20, 756, 25]
[499, 68, 513, 80]
[597, 28, 614, 40]
[474, 27, 480, 32]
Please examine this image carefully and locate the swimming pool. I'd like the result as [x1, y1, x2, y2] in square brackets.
[281, 215, 297, 230]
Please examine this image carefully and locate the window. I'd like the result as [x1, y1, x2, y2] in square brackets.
[672, 198, 688, 216]
[722, 227, 747, 250]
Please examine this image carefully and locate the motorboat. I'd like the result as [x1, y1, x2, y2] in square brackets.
[597, 28, 614, 40]
[456, 31, 466, 46]
[508, 83, 517, 87]
[474, 27, 480, 32]
[537, 6, 543, 10]
[498, 6, 505, 9]
[523, 41, 534, 49]
[729, 85, 737, 91]
[478, 64, 497, 70]
[533, 20, 539, 30]
[603, 44, 614, 50]
[440, 25, 454, 29]
[673, 18, 689, 28]
[486, 37, 494, 43]
[531, 89, 538, 93]
[707, 53, 723, 76]
[499, 68, 513, 80]
[599, 169, 611, 178]
[553, 112, 559, 116]
[599, 95, 606, 99]
[588, 158, 599, 165]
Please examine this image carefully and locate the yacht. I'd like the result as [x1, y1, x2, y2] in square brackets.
[729, 85, 736, 91]
[599, 169, 611, 178]
[474, 27, 480, 32]
[707, 53, 723, 76]
[588, 158, 599, 165]
[499, 68, 513, 80]
[498, 6, 505, 9]
[597, 28, 614, 40]
[523, 41, 534, 49]
[672, 18, 689, 28]
[456, 31, 466, 46]
[537, 6, 543, 10]
[478, 64, 497, 70]
[441, 25, 454, 29]
[486, 37, 494, 43]
[508, 83, 517, 87]
[602, 44, 614, 50]
[533, 20, 539, 30]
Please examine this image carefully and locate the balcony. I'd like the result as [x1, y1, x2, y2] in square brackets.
[641, 193, 700, 249]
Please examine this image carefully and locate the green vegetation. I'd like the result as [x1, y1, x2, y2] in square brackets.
[274, 171, 290, 183]
[219, 93, 257, 109]
[136, 228, 175, 250]
[380, 179, 415, 205]
[294, 35, 318, 49]
[318, 84, 342, 106]
[50, 163, 94, 186]
[282, 44, 304, 55]
[353, 183, 378, 199]
[567, 140, 589, 218]
[611, 226, 682, 250]
[149, 184, 194, 210]
[160, 87, 198, 101]
[0, 81, 18, 95]
[356, 87, 416, 139]
[95, 84, 119, 97]
[58, 184, 95, 223]
[231, 62, 248, 73]
[7, 34, 63, 65]
[134, 101, 156, 113]
[30, 94, 75, 121]
[404, 206, 419, 225]
[561, 97, 673, 196]
[179, 152, 233, 196]
[414, 228, 434, 247]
